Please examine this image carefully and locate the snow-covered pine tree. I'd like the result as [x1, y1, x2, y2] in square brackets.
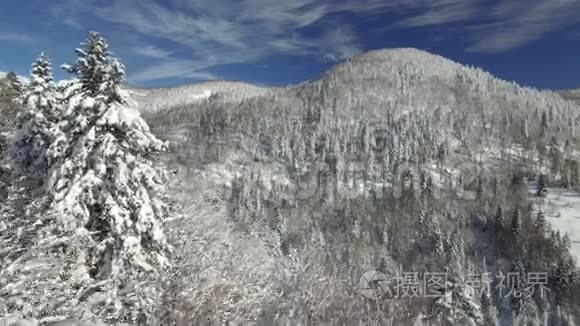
[13, 53, 59, 174]
[45, 32, 170, 322]
[550, 136, 562, 180]
[510, 260, 537, 324]
[492, 206, 504, 257]
[552, 256, 578, 310]
[511, 208, 522, 241]
[540, 111, 549, 139]
[428, 276, 484, 326]
[425, 175, 433, 199]
[6, 71, 24, 95]
[446, 228, 465, 277]
[1, 72, 25, 128]
[417, 210, 440, 251]
[534, 210, 546, 232]
[61, 33, 123, 103]
[480, 288, 500, 326]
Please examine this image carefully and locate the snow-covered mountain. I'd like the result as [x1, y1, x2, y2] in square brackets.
[126, 48, 579, 122]
[125, 80, 273, 112]
[559, 88, 580, 104]
[4, 45, 580, 324]
[145, 47, 580, 264]
[294, 48, 576, 116]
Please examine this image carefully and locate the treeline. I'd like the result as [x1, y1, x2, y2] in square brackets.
[146, 53, 580, 324]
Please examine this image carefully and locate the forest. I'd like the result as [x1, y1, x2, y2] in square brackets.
[0, 35, 579, 325]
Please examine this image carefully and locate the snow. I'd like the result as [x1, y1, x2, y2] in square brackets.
[528, 181, 580, 266]
[559, 88, 580, 104]
[189, 89, 213, 101]
[5, 44, 580, 323]
[125, 81, 272, 113]
[0, 71, 30, 84]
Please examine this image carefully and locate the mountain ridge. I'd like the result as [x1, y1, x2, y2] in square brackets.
[128, 48, 580, 113]
[559, 88, 580, 104]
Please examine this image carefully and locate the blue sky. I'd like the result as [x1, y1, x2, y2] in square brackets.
[0, 0, 579, 89]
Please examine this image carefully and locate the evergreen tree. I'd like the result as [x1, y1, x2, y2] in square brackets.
[44, 32, 170, 322]
[422, 175, 434, 202]
[492, 206, 505, 258]
[62, 32, 124, 103]
[475, 175, 484, 200]
[550, 136, 562, 180]
[481, 289, 500, 326]
[511, 208, 522, 242]
[418, 210, 440, 251]
[536, 174, 548, 198]
[13, 53, 59, 174]
[553, 257, 577, 307]
[491, 177, 500, 201]
[540, 111, 549, 139]
[510, 260, 536, 320]
[6, 71, 24, 95]
[434, 225, 446, 256]
[561, 234, 572, 250]
[493, 206, 504, 232]
[1, 71, 25, 128]
[429, 276, 484, 326]
[446, 229, 465, 276]
[419, 170, 428, 201]
[534, 210, 546, 232]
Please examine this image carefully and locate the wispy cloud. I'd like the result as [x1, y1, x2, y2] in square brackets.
[465, 0, 580, 53]
[49, 0, 89, 29]
[129, 59, 219, 83]
[389, 0, 580, 53]
[132, 45, 173, 59]
[393, 0, 484, 28]
[0, 32, 37, 45]
[183, 70, 221, 81]
[48, 0, 404, 83]
[47, 0, 580, 84]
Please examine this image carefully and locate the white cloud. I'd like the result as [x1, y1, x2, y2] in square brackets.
[128, 59, 219, 83]
[393, 0, 484, 28]
[49, 0, 92, 29]
[132, 45, 173, 59]
[0, 32, 36, 44]
[389, 0, 580, 53]
[48, 0, 403, 83]
[465, 0, 580, 53]
[48, 0, 580, 84]
[183, 71, 220, 81]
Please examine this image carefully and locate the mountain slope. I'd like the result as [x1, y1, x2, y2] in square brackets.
[295, 48, 576, 118]
[143, 47, 580, 324]
[0, 73, 23, 131]
[125, 80, 273, 112]
[4, 47, 579, 324]
[146, 48, 580, 265]
[559, 88, 580, 104]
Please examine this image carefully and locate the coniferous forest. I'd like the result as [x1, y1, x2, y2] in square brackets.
[1, 33, 580, 325]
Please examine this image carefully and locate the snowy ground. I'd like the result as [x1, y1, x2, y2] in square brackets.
[528, 181, 580, 266]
